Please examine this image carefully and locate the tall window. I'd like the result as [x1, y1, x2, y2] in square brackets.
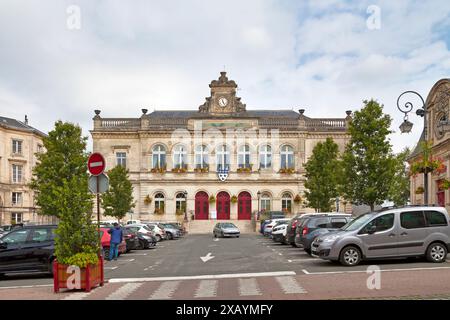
[259, 145, 272, 169]
[282, 192, 292, 213]
[11, 213, 23, 224]
[173, 145, 187, 169]
[116, 152, 127, 167]
[154, 193, 165, 213]
[152, 145, 166, 169]
[195, 145, 209, 169]
[216, 144, 230, 170]
[12, 192, 22, 206]
[12, 164, 22, 183]
[280, 145, 294, 169]
[176, 193, 187, 213]
[260, 193, 271, 211]
[238, 145, 251, 168]
[12, 140, 22, 155]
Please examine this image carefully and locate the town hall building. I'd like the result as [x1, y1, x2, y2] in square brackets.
[91, 72, 351, 232]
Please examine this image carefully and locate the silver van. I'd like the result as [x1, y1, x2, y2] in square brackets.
[312, 206, 450, 266]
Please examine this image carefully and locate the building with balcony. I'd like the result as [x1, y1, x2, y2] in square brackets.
[0, 116, 47, 225]
[91, 72, 352, 232]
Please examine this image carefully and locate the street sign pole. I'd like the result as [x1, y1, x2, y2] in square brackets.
[97, 175, 100, 245]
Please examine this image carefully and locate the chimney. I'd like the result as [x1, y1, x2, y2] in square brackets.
[24, 115, 28, 125]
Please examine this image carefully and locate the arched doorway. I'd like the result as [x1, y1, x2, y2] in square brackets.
[238, 192, 252, 220]
[195, 191, 209, 220]
[216, 192, 230, 220]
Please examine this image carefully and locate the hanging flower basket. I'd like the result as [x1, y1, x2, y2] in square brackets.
[410, 141, 445, 176]
[231, 195, 238, 203]
[209, 195, 216, 203]
[144, 195, 152, 205]
[415, 186, 425, 194]
[294, 194, 302, 203]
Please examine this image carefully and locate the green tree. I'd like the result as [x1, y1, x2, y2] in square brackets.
[30, 121, 98, 267]
[388, 148, 411, 206]
[101, 165, 135, 222]
[304, 137, 342, 212]
[341, 99, 397, 211]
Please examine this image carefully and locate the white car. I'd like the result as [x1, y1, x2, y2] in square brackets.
[145, 223, 167, 241]
[263, 218, 291, 236]
[125, 224, 154, 237]
[271, 223, 288, 243]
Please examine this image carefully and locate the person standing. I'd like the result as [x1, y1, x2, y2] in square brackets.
[108, 222, 123, 261]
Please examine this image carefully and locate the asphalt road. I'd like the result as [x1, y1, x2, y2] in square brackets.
[1, 233, 449, 289]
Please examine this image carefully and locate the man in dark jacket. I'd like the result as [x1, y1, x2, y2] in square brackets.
[107, 223, 123, 261]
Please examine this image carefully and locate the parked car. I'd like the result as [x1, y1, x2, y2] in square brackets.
[213, 223, 240, 238]
[0, 224, 24, 236]
[312, 206, 450, 266]
[100, 227, 127, 260]
[271, 222, 289, 243]
[295, 213, 353, 254]
[159, 223, 181, 240]
[263, 218, 291, 236]
[259, 211, 285, 234]
[126, 220, 141, 225]
[123, 225, 157, 249]
[285, 214, 320, 247]
[145, 223, 167, 242]
[0, 225, 57, 277]
[122, 228, 140, 252]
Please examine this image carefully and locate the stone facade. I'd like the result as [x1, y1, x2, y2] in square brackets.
[90, 72, 352, 230]
[0, 116, 47, 225]
[408, 78, 450, 210]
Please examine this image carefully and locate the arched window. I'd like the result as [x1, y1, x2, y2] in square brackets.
[282, 192, 292, 213]
[260, 193, 271, 211]
[238, 145, 251, 168]
[280, 145, 294, 169]
[154, 193, 165, 214]
[259, 145, 272, 169]
[216, 144, 230, 171]
[195, 145, 209, 169]
[175, 193, 187, 213]
[152, 145, 166, 169]
[173, 145, 187, 169]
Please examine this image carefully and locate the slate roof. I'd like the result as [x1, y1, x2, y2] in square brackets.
[0, 116, 47, 137]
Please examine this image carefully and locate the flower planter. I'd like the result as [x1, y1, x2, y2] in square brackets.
[53, 256, 104, 293]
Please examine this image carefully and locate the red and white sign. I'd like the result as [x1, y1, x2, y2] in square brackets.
[88, 153, 106, 176]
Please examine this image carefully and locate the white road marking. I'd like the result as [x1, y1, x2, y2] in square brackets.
[0, 284, 52, 290]
[105, 283, 143, 300]
[105, 266, 118, 270]
[275, 276, 306, 294]
[63, 291, 93, 300]
[194, 280, 218, 298]
[109, 271, 297, 283]
[121, 259, 135, 262]
[301, 266, 450, 275]
[287, 258, 320, 262]
[238, 278, 262, 296]
[213, 238, 220, 242]
[125, 253, 148, 256]
[278, 253, 283, 256]
[200, 252, 215, 263]
[149, 281, 180, 299]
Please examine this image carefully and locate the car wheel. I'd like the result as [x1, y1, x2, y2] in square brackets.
[291, 242, 298, 248]
[155, 235, 162, 242]
[167, 232, 173, 240]
[47, 258, 55, 275]
[214, 233, 217, 238]
[426, 243, 448, 263]
[304, 248, 312, 256]
[236, 235, 240, 238]
[103, 248, 110, 260]
[221, 232, 224, 238]
[339, 246, 361, 266]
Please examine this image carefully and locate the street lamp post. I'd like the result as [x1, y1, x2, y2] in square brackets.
[397, 91, 428, 204]
[183, 190, 188, 222]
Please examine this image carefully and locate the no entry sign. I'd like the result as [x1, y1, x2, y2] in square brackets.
[88, 153, 106, 176]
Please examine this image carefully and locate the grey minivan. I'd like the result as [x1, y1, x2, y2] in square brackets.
[312, 206, 450, 266]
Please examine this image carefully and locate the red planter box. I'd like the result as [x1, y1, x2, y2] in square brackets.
[53, 256, 104, 293]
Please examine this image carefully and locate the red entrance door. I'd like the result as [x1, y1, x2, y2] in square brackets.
[238, 192, 252, 220]
[195, 192, 209, 220]
[216, 192, 230, 220]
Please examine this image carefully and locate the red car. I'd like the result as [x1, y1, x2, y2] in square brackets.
[100, 227, 127, 259]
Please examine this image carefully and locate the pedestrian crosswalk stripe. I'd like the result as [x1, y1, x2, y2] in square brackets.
[194, 280, 218, 298]
[62, 291, 92, 300]
[238, 278, 262, 296]
[149, 281, 180, 300]
[275, 276, 306, 294]
[105, 283, 143, 300]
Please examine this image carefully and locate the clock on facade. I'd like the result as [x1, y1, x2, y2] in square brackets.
[218, 97, 228, 107]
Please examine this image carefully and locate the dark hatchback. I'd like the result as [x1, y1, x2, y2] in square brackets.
[259, 211, 285, 234]
[122, 228, 140, 252]
[0, 225, 57, 277]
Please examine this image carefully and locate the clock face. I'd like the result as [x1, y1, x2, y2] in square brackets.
[218, 97, 228, 107]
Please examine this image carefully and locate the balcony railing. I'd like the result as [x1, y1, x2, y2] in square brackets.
[306, 118, 347, 130]
[100, 118, 141, 128]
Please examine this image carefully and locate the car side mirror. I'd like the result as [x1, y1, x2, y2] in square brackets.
[367, 225, 377, 234]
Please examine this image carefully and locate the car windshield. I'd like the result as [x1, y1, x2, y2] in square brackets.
[341, 213, 376, 231]
[222, 223, 236, 228]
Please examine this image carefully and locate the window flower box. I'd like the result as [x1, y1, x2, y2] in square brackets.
[237, 166, 252, 173]
[53, 256, 104, 293]
[415, 186, 425, 194]
[279, 168, 296, 174]
[151, 165, 167, 174]
[194, 166, 209, 173]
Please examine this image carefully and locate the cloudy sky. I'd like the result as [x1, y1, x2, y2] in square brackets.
[0, 0, 449, 152]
